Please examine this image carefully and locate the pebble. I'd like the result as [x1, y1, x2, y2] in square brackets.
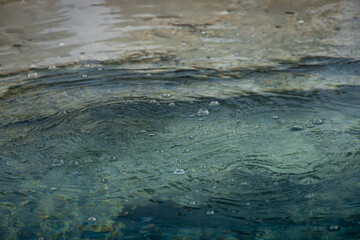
[169, 102, 175, 107]
[88, 217, 97, 222]
[52, 159, 64, 167]
[48, 65, 57, 70]
[197, 108, 209, 117]
[174, 168, 185, 175]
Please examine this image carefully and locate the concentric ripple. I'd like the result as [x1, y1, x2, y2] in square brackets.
[0, 60, 359, 239]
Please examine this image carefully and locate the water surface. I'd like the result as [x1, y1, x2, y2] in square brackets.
[0, 59, 359, 239]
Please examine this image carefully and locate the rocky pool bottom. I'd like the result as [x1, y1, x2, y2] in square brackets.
[0, 59, 359, 239]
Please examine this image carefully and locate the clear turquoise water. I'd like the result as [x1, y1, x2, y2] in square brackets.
[0, 59, 359, 239]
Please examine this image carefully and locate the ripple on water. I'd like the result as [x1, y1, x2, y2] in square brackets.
[0, 64, 360, 239]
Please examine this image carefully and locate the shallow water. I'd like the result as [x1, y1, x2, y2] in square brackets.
[1, 0, 360, 74]
[0, 59, 359, 239]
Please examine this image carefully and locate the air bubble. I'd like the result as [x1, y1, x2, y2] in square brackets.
[88, 217, 96, 222]
[155, 149, 164, 154]
[300, 177, 314, 185]
[174, 169, 185, 175]
[69, 160, 79, 167]
[312, 118, 323, 125]
[327, 224, 341, 231]
[306, 123, 314, 128]
[161, 93, 172, 99]
[52, 159, 64, 167]
[182, 148, 189, 153]
[27, 72, 39, 78]
[290, 125, 303, 131]
[206, 210, 215, 215]
[209, 100, 219, 107]
[197, 108, 209, 117]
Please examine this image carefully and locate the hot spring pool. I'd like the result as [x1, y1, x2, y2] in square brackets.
[0, 59, 359, 239]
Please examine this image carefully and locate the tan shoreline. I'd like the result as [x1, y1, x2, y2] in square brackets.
[0, 0, 359, 75]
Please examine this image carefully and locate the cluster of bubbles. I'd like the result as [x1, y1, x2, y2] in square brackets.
[290, 118, 323, 131]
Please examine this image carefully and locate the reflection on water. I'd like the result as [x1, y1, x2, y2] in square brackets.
[1, 0, 359, 74]
[0, 59, 359, 239]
